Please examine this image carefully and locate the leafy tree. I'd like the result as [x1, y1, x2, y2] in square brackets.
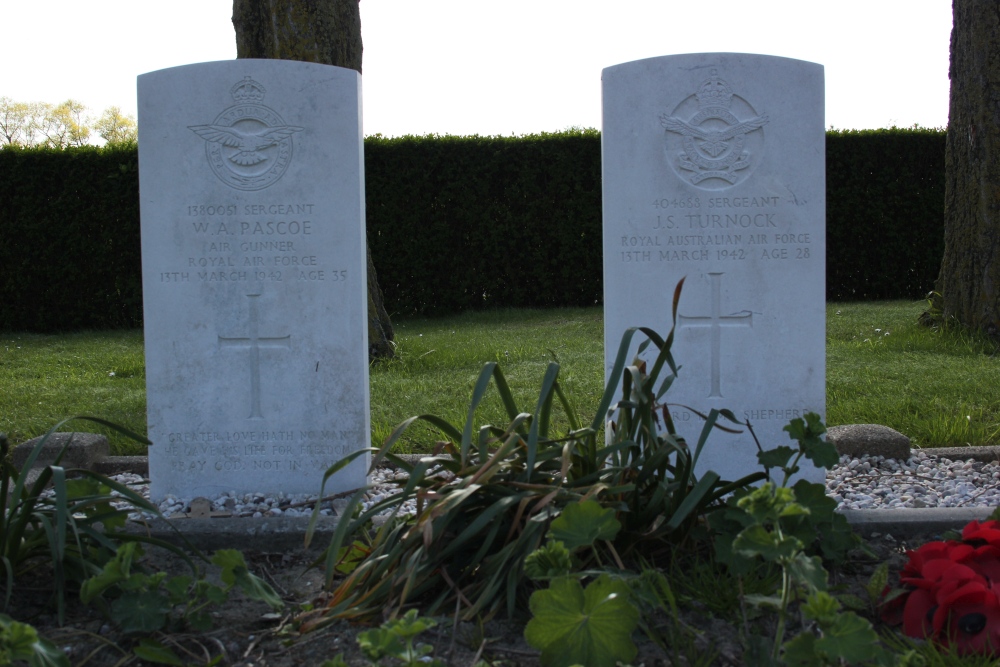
[95, 106, 137, 145]
[0, 97, 31, 146]
[935, 2, 1000, 334]
[0, 98, 48, 147]
[36, 99, 91, 148]
[232, 0, 395, 360]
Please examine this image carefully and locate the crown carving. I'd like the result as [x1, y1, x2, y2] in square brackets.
[696, 71, 733, 109]
[230, 76, 266, 103]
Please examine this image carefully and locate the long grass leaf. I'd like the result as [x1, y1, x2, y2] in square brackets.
[436, 495, 519, 560]
[305, 448, 371, 548]
[460, 363, 501, 462]
[50, 467, 68, 565]
[553, 380, 581, 432]
[524, 364, 561, 482]
[664, 471, 721, 532]
[319, 488, 368, 585]
[489, 364, 523, 426]
[590, 328, 645, 434]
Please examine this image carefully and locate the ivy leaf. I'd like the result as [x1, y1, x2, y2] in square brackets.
[757, 446, 796, 471]
[335, 540, 369, 575]
[79, 563, 126, 604]
[0, 615, 40, 661]
[163, 575, 192, 605]
[525, 575, 638, 667]
[733, 524, 802, 563]
[111, 591, 170, 634]
[781, 631, 819, 667]
[784, 413, 837, 469]
[814, 610, 881, 663]
[525, 541, 575, 580]
[789, 480, 836, 521]
[211, 549, 245, 586]
[736, 484, 798, 524]
[357, 627, 403, 661]
[802, 592, 841, 624]
[382, 609, 437, 642]
[788, 553, 827, 594]
[547, 500, 621, 550]
[802, 439, 839, 470]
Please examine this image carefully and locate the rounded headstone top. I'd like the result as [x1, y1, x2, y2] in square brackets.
[826, 424, 911, 460]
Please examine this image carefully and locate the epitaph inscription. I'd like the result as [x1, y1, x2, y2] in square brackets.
[602, 54, 826, 484]
[139, 60, 370, 500]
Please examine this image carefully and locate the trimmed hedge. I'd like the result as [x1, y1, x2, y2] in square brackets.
[0, 128, 945, 332]
[826, 128, 945, 301]
[365, 131, 602, 317]
[0, 144, 142, 331]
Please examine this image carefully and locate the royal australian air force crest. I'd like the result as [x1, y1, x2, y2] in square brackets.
[660, 70, 768, 190]
[189, 77, 303, 191]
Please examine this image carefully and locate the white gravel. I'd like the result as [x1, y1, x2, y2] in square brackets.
[95, 450, 1000, 520]
[103, 467, 415, 520]
[827, 451, 1000, 510]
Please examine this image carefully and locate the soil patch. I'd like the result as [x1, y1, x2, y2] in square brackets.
[7, 528, 930, 666]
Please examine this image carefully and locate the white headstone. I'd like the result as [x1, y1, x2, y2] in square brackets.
[602, 53, 825, 483]
[138, 60, 370, 500]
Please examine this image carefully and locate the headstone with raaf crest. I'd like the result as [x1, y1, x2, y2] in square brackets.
[601, 53, 826, 483]
[138, 60, 370, 500]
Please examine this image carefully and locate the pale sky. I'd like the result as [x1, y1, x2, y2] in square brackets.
[3, 0, 951, 137]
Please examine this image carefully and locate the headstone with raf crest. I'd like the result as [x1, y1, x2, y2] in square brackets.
[138, 60, 370, 501]
[601, 53, 826, 483]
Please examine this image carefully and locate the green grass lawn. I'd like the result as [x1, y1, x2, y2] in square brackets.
[3, 301, 999, 455]
[826, 300, 1000, 448]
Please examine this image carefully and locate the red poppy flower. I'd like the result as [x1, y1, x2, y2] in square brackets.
[885, 520, 1000, 655]
[962, 520, 1000, 549]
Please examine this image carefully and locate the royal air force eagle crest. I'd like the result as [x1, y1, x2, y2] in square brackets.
[189, 77, 303, 191]
[660, 70, 768, 189]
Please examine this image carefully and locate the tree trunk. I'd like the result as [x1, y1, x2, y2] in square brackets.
[232, 0, 395, 359]
[936, 1, 1000, 336]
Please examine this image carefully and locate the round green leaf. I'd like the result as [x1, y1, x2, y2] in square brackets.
[525, 575, 638, 667]
[547, 500, 621, 550]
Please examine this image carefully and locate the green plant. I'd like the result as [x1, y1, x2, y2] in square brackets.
[0, 613, 68, 667]
[303, 280, 763, 626]
[0, 417, 179, 623]
[711, 415, 859, 574]
[78, 543, 282, 666]
[709, 414, 893, 666]
[525, 574, 639, 667]
[80, 543, 283, 634]
[523, 501, 714, 667]
[781, 591, 890, 666]
[321, 610, 445, 667]
[356, 609, 444, 666]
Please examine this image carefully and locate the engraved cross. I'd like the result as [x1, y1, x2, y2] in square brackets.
[677, 272, 753, 398]
[219, 293, 290, 419]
